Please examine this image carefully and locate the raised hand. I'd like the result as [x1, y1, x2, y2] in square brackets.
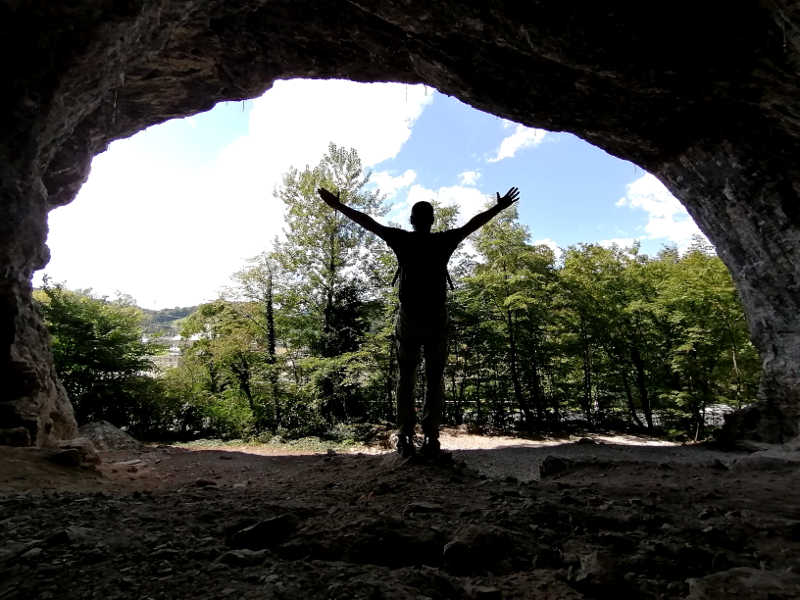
[317, 187, 341, 207]
[496, 187, 520, 209]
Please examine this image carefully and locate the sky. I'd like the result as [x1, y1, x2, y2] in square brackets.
[36, 79, 706, 309]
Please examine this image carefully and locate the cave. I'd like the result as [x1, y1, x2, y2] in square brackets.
[2, 1, 799, 446]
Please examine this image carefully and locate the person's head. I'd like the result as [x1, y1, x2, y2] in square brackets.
[410, 201, 434, 233]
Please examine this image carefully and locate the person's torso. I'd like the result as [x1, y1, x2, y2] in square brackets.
[391, 231, 457, 324]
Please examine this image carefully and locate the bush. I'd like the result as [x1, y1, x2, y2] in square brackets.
[277, 385, 327, 439]
[199, 389, 255, 440]
[35, 282, 164, 428]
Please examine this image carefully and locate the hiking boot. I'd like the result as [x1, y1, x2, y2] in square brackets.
[420, 436, 441, 459]
[394, 433, 416, 458]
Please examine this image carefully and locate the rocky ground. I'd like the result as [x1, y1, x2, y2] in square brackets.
[1, 429, 800, 599]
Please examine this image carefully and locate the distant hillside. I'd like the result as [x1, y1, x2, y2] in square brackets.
[140, 305, 197, 337]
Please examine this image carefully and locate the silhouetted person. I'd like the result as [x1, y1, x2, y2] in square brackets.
[317, 186, 520, 458]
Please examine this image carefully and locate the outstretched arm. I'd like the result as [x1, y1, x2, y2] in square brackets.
[317, 188, 391, 240]
[454, 187, 520, 241]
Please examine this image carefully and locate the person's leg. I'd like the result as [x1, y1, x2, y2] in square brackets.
[421, 331, 448, 442]
[395, 332, 421, 439]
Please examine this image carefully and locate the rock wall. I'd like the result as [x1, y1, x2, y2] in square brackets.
[659, 141, 800, 441]
[0, 168, 76, 446]
[2, 1, 799, 443]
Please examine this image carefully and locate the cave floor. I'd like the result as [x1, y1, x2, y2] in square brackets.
[1, 434, 799, 599]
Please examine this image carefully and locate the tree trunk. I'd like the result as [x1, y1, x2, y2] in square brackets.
[505, 310, 532, 431]
[580, 324, 594, 424]
[525, 339, 545, 427]
[474, 376, 483, 428]
[454, 350, 467, 426]
[621, 367, 645, 429]
[264, 269, 281, 428]
[631, 346, 653, 431]
[322, 230, 337, 358]
[231, 355, 255, 415]
[489, 359, 504, 428]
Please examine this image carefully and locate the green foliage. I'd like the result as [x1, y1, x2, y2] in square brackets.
[161, 166, 757, 440]
[276, 383, 328, 438]
[35, 280, 164, 430]
[458, 205, 558, 430]
[270, 143, 388, 424]
[157, 145, 394, 438]
[42, 145, 759, 443]
[198, 388, 255, 439]
[273, 143, 386, 355]
[174, 299, 275, 433]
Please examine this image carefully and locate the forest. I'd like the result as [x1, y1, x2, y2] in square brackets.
[34, 144, 760, 443]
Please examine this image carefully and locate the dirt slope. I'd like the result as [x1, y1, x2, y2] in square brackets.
[1, 433, 799, 599]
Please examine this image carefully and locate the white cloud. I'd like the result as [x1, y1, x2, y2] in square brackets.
[458, 170, 481, 186]
[598, 237, 638, 249]
[223, 79, 433, 175]
[371, 169, 416, 198]
[532, 237, 564, 260]
[488, 124, 547, 163]
[37, 79, 433, 308]
[616, 173, 707, 250]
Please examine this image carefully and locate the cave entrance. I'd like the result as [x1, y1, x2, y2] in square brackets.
[5, 3, 798, 447]
[33, 78, 755, 444]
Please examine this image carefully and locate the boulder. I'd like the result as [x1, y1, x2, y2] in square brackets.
[78, 421, 142, 451]
[45, 437, 100, 467]
[686, 567, 800, 600]
[56, 437, 101, 465]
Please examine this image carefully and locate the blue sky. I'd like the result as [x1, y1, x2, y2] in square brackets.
[37, 80, 704, 309]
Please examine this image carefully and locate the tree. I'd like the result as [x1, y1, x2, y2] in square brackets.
[177, 300, 274, 436]
[463, 205, 557, 431]
[226, 253, 282, 428]
[272, 143, 386, 422]
[655, 238, 759, 438]
[34, 280, 162, 429]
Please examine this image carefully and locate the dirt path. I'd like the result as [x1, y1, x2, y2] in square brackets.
[2, 432, 800, 599]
